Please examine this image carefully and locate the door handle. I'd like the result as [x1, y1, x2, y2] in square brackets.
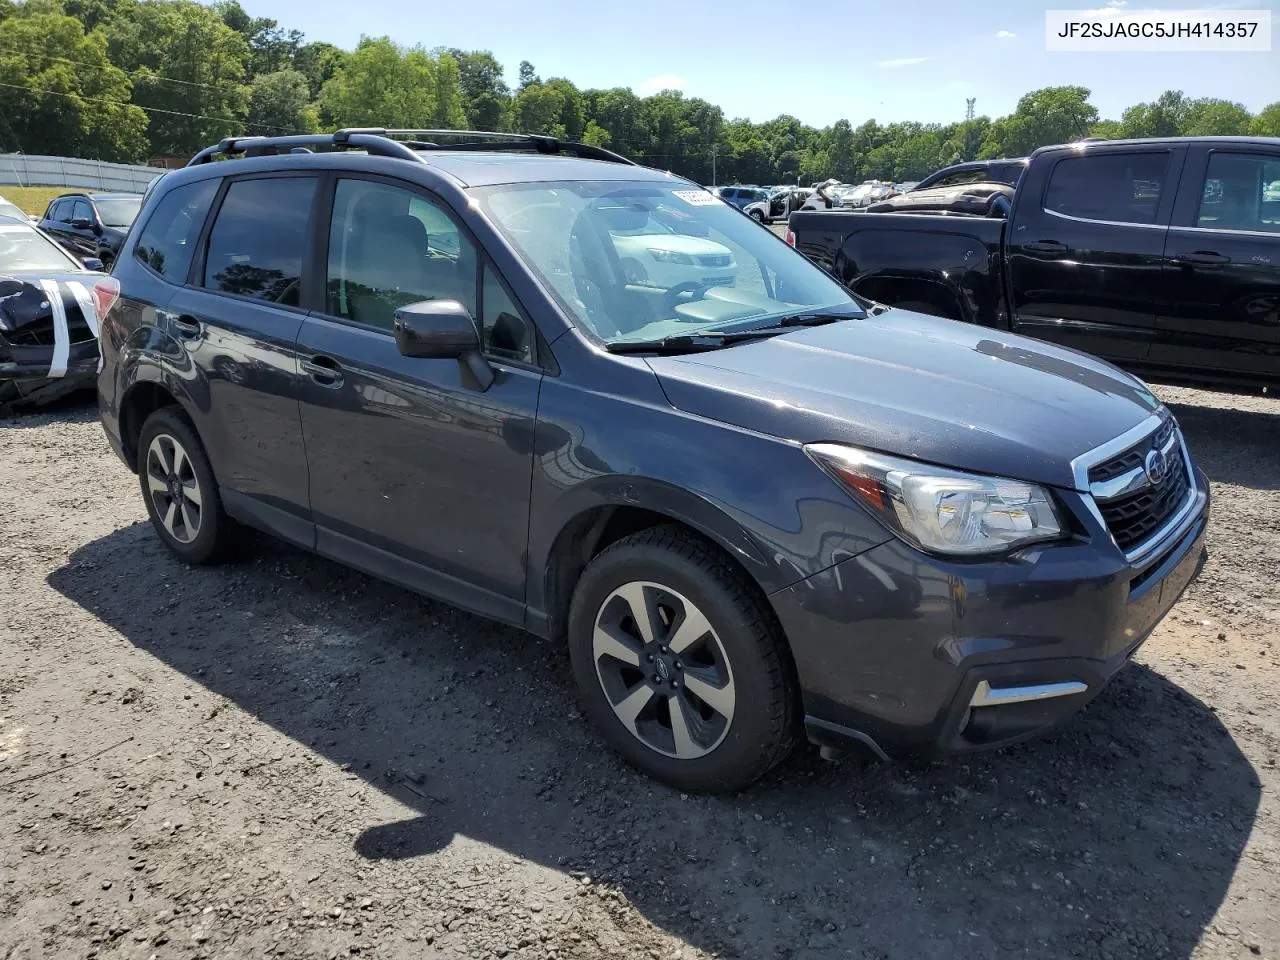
[1172, 251, 1230, 266]
[170, 315, 202, 339]
[301, 355, 344, 388]
[1024, 240, 1068, 255]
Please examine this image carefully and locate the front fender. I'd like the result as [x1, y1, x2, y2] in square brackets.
[524, 366, 892, 630]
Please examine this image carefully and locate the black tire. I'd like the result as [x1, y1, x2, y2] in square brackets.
[749, 209, 765, 222]
[567, 525, 798, 793]
[136, 406, 239, 564]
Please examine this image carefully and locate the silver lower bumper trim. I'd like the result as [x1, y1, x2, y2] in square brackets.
[969, 679, 1088, 708]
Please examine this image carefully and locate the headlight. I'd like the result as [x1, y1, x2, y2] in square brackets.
[647, 248, 695, 265]
[805, 443, 1064, 557]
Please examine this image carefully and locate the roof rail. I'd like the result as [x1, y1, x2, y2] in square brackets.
[187, 129, 636, 167]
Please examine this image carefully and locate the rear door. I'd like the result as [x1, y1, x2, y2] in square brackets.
[164, 173, 318, 544]
[1154, 145, 1280, 383]
[1006, 145, 1184, 361]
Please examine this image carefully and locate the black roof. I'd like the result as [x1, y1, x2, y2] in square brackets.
[1032, 135, 1280, 157]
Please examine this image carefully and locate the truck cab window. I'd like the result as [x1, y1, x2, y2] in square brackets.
[1044, 152, 1170, 225]
[1196, 153, 1280, 233]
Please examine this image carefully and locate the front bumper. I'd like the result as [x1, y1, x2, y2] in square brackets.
[771, 469, 1210, 760]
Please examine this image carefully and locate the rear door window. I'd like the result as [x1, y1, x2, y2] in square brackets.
[1196, 152, 1280, 233]
[1043, 152, 1171, 225]
[202, 176, 318, 306]
[133, 178, 219, 283]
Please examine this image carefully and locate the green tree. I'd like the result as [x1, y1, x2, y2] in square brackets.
[517, 60, 537, 91]
[1181, 97, 1251, 136]
[1118, 90, 1188, 138]
[293, 41, 345, 101]
[247, 68, 314, 134]
[448, 50, 509, 130]
[318, 37, 438, 128]
[106, 0, 251, 155]
[0, 8, 148, 159]
[980, 86, 1098, 158]
[1250, 102, 1280, 137]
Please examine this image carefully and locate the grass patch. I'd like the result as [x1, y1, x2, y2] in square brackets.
[0, 186, 94, 216]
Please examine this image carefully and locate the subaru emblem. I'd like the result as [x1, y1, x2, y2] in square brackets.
[1144, 448, 1168, 486]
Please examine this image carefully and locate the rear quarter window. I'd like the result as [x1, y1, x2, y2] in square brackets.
[134, 179, 219, 283]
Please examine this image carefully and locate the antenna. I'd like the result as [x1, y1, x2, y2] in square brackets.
[965, 98, 976, 122]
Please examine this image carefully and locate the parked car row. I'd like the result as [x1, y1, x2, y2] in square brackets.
[79, 128, 1208, 795]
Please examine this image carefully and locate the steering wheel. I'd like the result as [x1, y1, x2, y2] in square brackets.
[662, 281, 714, 315]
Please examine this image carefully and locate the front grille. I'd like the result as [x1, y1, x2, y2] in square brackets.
[1090, 418, 1192, 555]
[1097, 455, 1189, 551]
[698, 254, 732, 268]
[1088, 419, 1174, 484]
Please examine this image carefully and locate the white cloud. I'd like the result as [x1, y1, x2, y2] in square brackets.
[635, 74, 685, 96]
[874, 56, 932, 68]
[994, 29, 1016, 38]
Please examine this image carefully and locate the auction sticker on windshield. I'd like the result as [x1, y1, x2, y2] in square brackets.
[672, 190, 723, 206]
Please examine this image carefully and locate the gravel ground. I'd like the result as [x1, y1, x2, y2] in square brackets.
[1, 383, 1278, 960]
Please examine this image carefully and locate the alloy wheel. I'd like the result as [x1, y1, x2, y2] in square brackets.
[145, 433, 203, 544]
[592, 580, 736, 760]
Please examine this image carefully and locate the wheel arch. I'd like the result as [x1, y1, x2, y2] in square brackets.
[530, 476, 793, 644]
[117, 370, 196, 473]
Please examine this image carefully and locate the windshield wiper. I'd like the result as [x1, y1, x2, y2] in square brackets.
[606, 311, 861, 355]
[606, 329, 781, 354]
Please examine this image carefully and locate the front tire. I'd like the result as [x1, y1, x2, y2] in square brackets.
[137, 407, 238, 564]
[749, 209, 765, 222]
[568, 526, 797, 793]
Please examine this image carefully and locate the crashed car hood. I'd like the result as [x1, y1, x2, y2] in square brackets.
[645, 309, 1163, 490]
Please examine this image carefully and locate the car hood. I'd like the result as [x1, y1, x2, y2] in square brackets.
[644, 309, 1163, 490]
[614, 234, 732, 257]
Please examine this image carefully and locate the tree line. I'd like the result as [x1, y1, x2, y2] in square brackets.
[2, 0, 1278, 184]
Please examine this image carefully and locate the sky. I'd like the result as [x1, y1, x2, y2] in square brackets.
[240, 0, 1279, 127]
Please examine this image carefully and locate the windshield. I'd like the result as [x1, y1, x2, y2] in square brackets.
[95, 197, 142, 227]
[0, 223, 78, 272]
[473, 181, 861, 346]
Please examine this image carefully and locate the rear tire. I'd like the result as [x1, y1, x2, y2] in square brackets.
[568, 526, 797, 793]
[137, 407, 239, 564]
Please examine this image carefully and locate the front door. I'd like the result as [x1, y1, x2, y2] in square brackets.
[1006, 147, 1182, 362]
[295, 175, 544, 625]
[1155, 147, 1280, 383]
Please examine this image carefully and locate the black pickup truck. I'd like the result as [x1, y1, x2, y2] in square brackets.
[788, 137, 1280, 389]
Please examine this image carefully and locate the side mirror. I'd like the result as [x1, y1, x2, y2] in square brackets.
[70, 217, 93, 230]
[393, 299, 494, 390]
[81, 257, 104, 271]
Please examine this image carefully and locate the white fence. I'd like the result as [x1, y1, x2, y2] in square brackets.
[0, 154, 163, 193]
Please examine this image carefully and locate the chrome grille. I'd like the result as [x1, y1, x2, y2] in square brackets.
[1097, 452, 1190, 552]
[1086, 416, 1195, 557]
[697, 254, 732, 268]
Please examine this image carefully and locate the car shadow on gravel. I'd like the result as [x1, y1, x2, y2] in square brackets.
[0, 391, 97, 428]
[1169, 398, 1280, 491]
[50, 526, 1260, 960]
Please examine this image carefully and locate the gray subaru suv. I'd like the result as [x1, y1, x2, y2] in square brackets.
[97, 129, 1209, 792]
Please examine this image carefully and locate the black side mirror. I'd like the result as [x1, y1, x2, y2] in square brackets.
[70, 217, 93, 230]
[81, 257, 104, 271]
[393, 299, 494, 390]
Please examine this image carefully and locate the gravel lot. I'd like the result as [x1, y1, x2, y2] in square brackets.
[2, 383, 1278, 960]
